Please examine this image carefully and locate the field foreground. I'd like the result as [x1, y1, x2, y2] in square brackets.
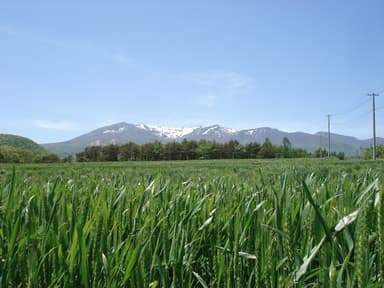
[0, 159, 384, 287]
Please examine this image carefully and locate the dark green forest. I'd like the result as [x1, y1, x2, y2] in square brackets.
[75, 138, 316, 162]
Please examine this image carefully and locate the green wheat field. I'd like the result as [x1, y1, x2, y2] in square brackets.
[1, 159, 383, 287]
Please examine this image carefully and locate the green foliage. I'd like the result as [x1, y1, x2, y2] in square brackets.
[0, 146, 35, 163]
[364, 144, 384, 159]
[40, 153, 61, 163]
[0, 146, 61, 164]
[0, 159, 383, 287]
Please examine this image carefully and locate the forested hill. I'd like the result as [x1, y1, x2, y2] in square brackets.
[0, 134, 57, 163]
[0, 134, 47, 154]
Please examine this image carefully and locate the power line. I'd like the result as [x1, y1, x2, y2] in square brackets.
[332, 97, 370, 117]
[332, 109, 371, 126]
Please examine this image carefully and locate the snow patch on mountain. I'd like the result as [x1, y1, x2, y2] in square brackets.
[103, 127, 126, 134]
[202, 125, 236, 136]
[244, 127, 275, 136]
[245, 129, 256, 136]
[135, 124, 194, 139]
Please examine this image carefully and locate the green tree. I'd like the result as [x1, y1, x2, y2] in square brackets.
[281, 137, 292, 158]
[226, 140, 240, 159]
[40, 153, 60, 163]
[291, 148, 309, 158]
[62, 155, 73, 163]
[258, 138, 275, 158]
[0, 146, 38, 163]
[364, 145, 384, 159]
[102, 145, 119, 161]
[120, 142, 140, 161]
[169, 142, 183, 160]
[76, 151, 88, 162]
[184, 140, 198, 160]
[197, 140, 214, 159]
[84, 146, 102, 161]
[314, 148, 327, 158]
[152, 141, 164, 160]
[245, 142, 261, 158]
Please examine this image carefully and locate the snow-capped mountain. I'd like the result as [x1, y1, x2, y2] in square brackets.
[183, 125, 236, 142]
[41, 121, 384, 156]
[134, 124, 195, 139]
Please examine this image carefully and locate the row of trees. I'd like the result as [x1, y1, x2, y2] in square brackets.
[0, 146, 61, 163]
[0, 138, 354, 164]
[76, 138, 311, 162]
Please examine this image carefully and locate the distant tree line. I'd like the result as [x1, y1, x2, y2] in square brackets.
[76, 137, 312, 162]
[313, 148, 345, 160]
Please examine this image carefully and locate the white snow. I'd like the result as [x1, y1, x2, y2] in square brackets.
[245, 128, 271, 136]
[135, 124, 147, 130]
[135, 124, 195, 139]
[103, 127, 125, 134]
[202, 126, 236, 136]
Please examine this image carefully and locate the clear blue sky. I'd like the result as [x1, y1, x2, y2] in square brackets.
[1, 1, 383, 143]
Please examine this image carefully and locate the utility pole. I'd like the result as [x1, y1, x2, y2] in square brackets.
[327, 114, 331, 157]
[368, 93, 379, 160]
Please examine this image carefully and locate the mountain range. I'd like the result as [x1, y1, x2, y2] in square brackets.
[41, 122, 383, 157]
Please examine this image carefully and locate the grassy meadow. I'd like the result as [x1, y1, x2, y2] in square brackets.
[0, 159, 383, 287]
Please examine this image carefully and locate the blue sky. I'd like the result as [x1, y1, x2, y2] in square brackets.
[1, 1, 383, 143]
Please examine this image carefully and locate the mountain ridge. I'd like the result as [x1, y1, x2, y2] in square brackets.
[41, 122, 384, 156]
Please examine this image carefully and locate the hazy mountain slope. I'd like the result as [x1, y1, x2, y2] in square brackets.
[43, 122, 160, 155]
